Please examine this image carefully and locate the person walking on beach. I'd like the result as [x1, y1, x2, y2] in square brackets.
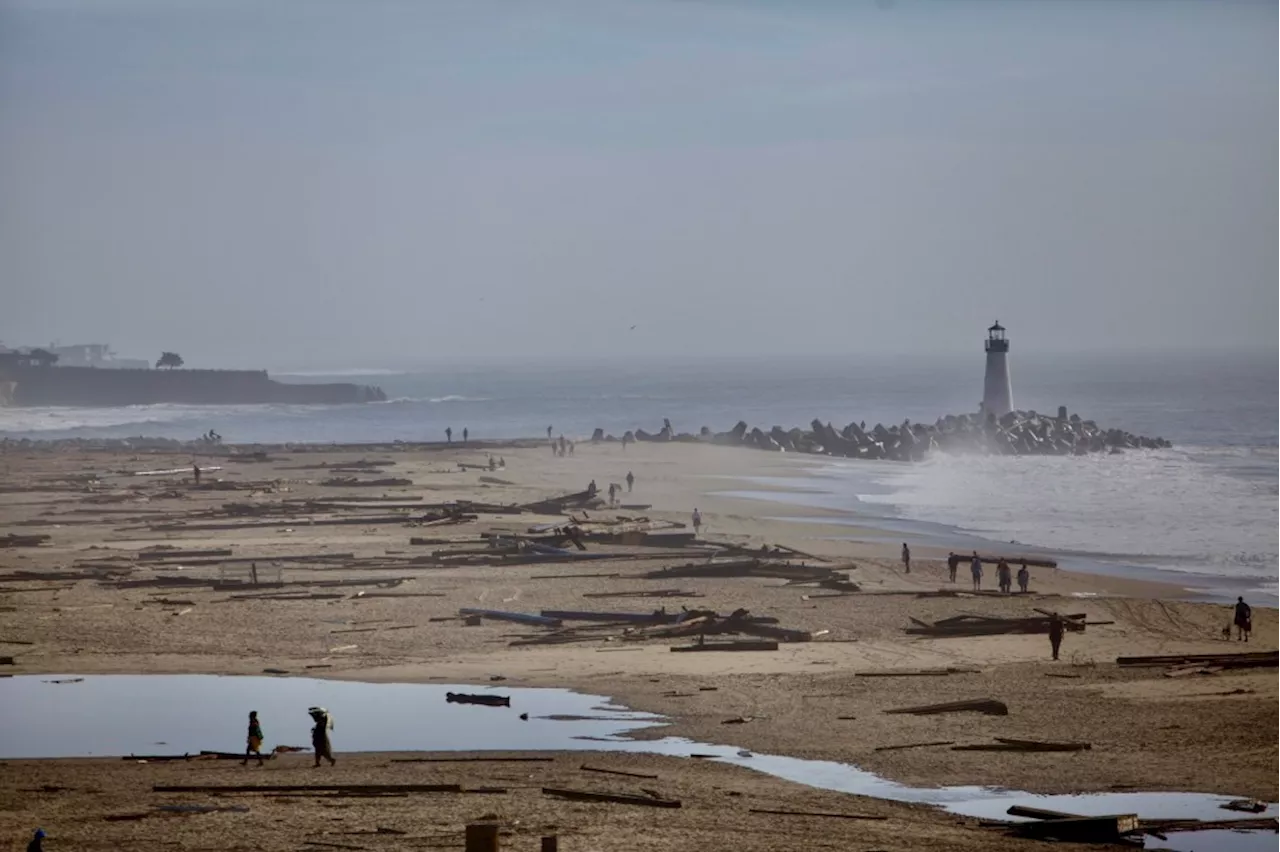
[970, 552, 983, 591]
[462, 427, 469, 445]
[997, 558, 1012, 594]
[946, 552, 959, 583]
[607, 482, 618, 507]
[192, 463, 201, 486]
[243, 710, 265, 766]
[901, 543, 911, 574]
[309, 707, 336, 767]
[692, 508, 703, 537]
[1017, 562, 1030, 593]
[445, 427, 452, 444]
[1234, 597, 1253, 642]
[547, 425, 553, 440]
[1048, 612, 1065, 661]
[626, 471, 634, 493]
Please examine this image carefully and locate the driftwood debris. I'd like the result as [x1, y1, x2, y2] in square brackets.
[1009, 813, 1138, 843]
[873, 740, 956, 752]
[445, 692, 511, 708]
[856, 667, 980, 677]
[748, 808, 888, 821]
[541, 787, 680, 808]
[1116, 650, 1277, 670]
[671, 640, 779, 652]
[391, 756, 552, 764]
[906, 613, 1085, 638]
[953, 737, 1091, 753]
[580, 764, 660, 780]
[0, 534, 51, 548]
[459, 608, 563, 628]
[154, 783, 462, 795]
[884, 698, 1009, 717]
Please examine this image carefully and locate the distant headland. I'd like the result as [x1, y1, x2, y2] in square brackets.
[0, 346, 385, 407]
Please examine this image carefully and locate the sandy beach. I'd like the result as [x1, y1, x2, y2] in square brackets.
[1, 439, 1275, 850]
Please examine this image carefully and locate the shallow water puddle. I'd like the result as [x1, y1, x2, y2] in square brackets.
[2, 675, 1274, 851]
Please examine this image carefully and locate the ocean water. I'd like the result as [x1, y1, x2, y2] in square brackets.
[1, 350, 1274, 598]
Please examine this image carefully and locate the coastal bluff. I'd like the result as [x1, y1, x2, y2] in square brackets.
[599, 409, 1171, 461]
[0, 365, 386, 407]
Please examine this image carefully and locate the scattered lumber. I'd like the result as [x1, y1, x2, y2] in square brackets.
[541, 787, 680, 808]
[580, 764, 660, 780]
[320, 477, 412, 487]
[153, 783, 462, 794]
[582, 589, 702, 599]
[459, 608, 563, 628]
[671, 641, 778, 652]
[391, 756, 552, 764]
[1009, 814, 1137, 843]
[137, 548, 233, 561]
[748, 808, 887, 821]
[953, 738, 1091, 753]
[873, 741, 955, 752]
[906, 613, 1084, 638]
[0, 534, 51, 548]
[1007, 805, 1078, 820]
[445, 692, 511, 708]
[884, 698, 1009, 717]
[1115, 650, 1277, 670]
[1222, 799, 1267, 814]
[856, 668, 979, 677]
[1136, 816, 1277, 834]
[645, 559, 849, 584]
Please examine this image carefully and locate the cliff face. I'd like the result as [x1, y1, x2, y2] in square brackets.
[0, 367, 385, 406]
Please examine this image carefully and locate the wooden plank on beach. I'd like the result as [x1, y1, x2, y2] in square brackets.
[670, 641, 779, 653]
[1115, 650, 1277, 668]
[579, 764, 660, 780]
[873, 741, 955, 752]
[1010, 814, 1138, 842]
[748, 808, 888, 821]
[391, 757, 553, 764]
[884, 698, 1009, 717]
[153, 783, 462, 794]
[953, 738, 1091, 753]
[541, 787, 680, 808]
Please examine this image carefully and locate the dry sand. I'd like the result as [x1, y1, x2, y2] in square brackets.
[1, 439, 1275, 850]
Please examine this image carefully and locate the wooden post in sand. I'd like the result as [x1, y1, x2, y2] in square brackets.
[541, 838, 559, 852]
[464, 823, 499, 852]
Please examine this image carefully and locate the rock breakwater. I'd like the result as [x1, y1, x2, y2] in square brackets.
[598, 410, 1171, 462]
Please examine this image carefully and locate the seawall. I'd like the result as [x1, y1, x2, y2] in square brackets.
[0, 366, 385, 407]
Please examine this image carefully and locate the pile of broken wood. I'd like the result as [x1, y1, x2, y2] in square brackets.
[1116, 650, 1278, 677]
[994, 804, 1276, 845]
[457, 606, 817, 650]
[906, 611, 1087, 638]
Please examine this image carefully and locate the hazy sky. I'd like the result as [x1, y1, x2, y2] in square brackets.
[1, 0, 1274, 369]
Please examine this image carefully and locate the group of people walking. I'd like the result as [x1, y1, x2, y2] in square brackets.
[942, 551, 1030, 593]
[241, 707, 336, 768]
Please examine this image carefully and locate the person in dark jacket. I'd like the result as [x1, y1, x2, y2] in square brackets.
[309, 707, 336, 767]
[1048, 612, 1065, 661]
[1234, 597, 1253, 642]
[27, 829, 45, 852]
[1017, 562, 1030, 593]
[946, 552, 959, 583]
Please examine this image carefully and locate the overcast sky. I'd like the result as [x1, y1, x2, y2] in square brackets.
[0, 0, 1274, 369]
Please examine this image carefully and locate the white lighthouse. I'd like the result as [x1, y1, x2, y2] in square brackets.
[981, 321, 1013, 421]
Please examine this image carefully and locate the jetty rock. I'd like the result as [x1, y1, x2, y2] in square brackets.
[614, 410, 1170, 463]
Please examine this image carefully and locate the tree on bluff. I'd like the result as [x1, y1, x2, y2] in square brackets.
[156, 351, 184, 370]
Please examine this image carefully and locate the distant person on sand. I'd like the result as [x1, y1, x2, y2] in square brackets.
[1234, 596, 1253, 642]
[1048, 612, 1065, 661]
[607, 482, 618, 506]
[27, 829, 44, 852]
[587, 479, 598, 498]
[243, 710, 265, 766]
[997, 558, 1012, 594]
[946, 552, 959, 583]
[547, 425, 553, 440]
[445, 427, 452, 444]
[192, 463, 201, 486]
[692, 508, 703, 536]
[1017, 562, 1030, 593]
[626, 471, 634, 492]
[970, 553, 983, 591]
[568, 441, 574, 456]
[462, 427, 468, 444]
[901, 543, 911, 574]
[309, 707, 336, 767]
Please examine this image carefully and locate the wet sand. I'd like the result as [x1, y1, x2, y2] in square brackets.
[0, 439, 1275, 849]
